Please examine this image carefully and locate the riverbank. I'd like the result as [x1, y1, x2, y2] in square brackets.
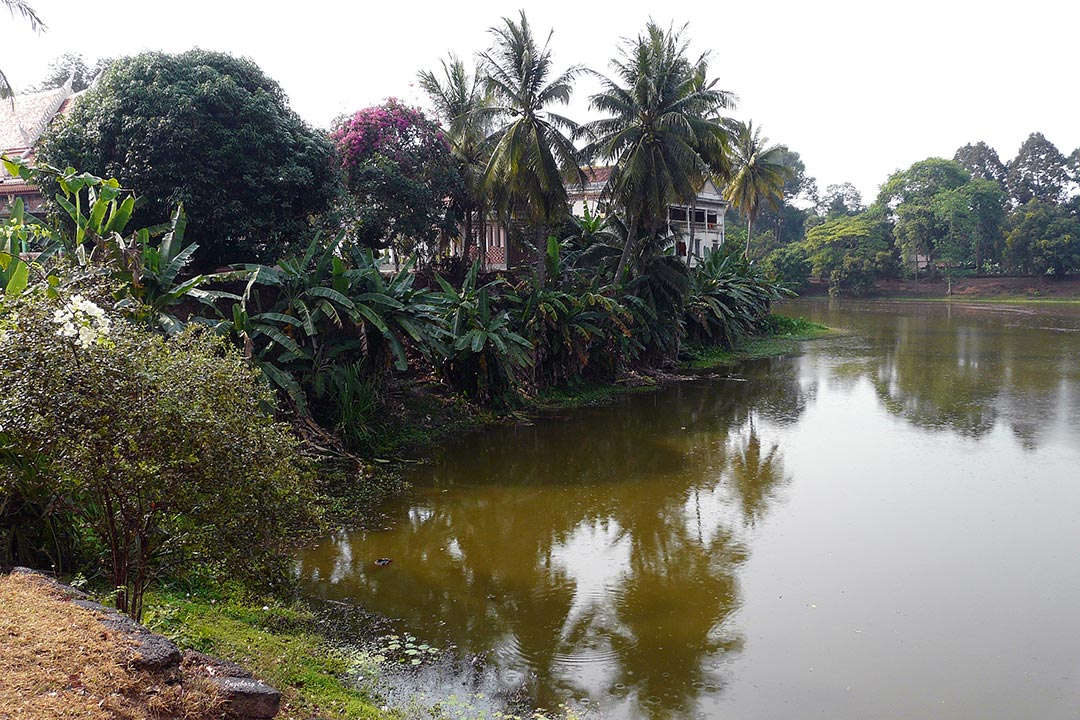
[804, 276, 1080, 302]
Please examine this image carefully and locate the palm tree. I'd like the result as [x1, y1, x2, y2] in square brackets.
[724, 120, 789, 257]
[418, 54, 492, 265]
[2, 0, 46, 100]
[479, 11, 585, 282]
[582, 22, 735, 282]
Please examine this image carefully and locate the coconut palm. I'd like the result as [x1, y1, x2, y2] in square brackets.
[582, 22, 735, 282]
[724, 120, 790, 257]
[418, 54, 493, 265]
[1, 0, 46, 99]
[479, 11, 585, 282]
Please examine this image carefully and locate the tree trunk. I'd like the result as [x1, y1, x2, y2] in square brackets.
[616, 215, 639, 284]
[536, 224, 547, 285]
[478, 202, 487, 272]
[744, 214, 754, 258]
[688, 197, 696, 266]
[463, 209, 473, 264]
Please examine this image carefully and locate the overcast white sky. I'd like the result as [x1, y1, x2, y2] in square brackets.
[7, 0, 1079, 203]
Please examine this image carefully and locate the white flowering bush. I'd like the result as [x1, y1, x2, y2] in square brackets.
[1, 291, 320, 620]
[52, 294, 112, 349]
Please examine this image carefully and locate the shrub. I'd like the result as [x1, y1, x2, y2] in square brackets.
[0, 290, 319, 620]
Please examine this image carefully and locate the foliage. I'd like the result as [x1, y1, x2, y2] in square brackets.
[36, 49, 338, 267]
[802, 212, 892, 295]
[332, 99, 462, 260]
[434, 262, 532, 402]
[1003, 200, 1080, 275]
[817, 182, 864, 219]
[418, 55, 494, 264]
[953, 141, 1008, 186]
[1, 155, 224, 334]
[0, 292, 318, 621]
[762, 244, 811, 291]
[222, 233, 443, 412]
[582, 21, 734, 280]
[684, 247, 785, 346]
[1005, 132, 1070, 207]
[725, 121, 790, 255]
[480, 11, 585, 280]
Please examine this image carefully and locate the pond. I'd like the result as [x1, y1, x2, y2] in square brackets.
[297, 299, 1080, 719]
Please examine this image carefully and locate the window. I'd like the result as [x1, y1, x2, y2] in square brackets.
[669, 207, 687, 222]
[694, 210, 706, 224]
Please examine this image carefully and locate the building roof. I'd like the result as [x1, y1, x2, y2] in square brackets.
[0, 84, 73, 154]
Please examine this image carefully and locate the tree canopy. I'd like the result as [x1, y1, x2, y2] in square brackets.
[36, 50, 338, 267]
[332, 98, 462, 258]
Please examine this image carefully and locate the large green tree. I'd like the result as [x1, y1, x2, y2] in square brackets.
[953, 141, 1007, 186]
[724, 121, 789, 257]
[36, 50, 338, 268]
[878, 158, 970, 278]
[583, 22, 733, 280]
[1005, 132, 1070, 206]
[479, 12, 584, 281]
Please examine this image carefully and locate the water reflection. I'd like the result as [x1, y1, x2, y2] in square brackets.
[297, 300, 1080, 719]
[299, 361, 809, 718]
[795, 301, 1080, 449]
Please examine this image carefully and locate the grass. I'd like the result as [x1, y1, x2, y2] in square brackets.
[0, 572, 221, 719]
[143, 591, 392, 720]
[682, 315, 832, 370]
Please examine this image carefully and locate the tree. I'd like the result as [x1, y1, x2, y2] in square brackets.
[878, 158, 970, 279]
[930, 178, 1006, 276]
[802, 212, 892, 295]
[724, 120, 790, 257]
[1, 0, 45, 98]
[1003, 200, 1080, 275]
[418, 55, 493, 264]
[480, 12, 585, 282]
[755, 147, 816, 247]
[953, 141, 1007, 186]
[817, 182, 864, 218]
[36, 50, 338, 268]
[1005, 132, 1070, 206]
[29, 53, 111, 93]
[583, 21, 733, 280]
[332, 99, 462, 261]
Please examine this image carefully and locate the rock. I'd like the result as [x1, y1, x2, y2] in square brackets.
[211, 676, 282, 719]
[182, 650, 253, 679]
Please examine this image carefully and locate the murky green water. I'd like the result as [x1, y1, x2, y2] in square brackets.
[298, 300, 1080, 719]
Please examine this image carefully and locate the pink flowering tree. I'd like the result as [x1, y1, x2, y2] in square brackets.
[332, 99, 463, 259]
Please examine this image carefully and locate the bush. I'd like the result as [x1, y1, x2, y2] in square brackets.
[0, 290, 319, 620]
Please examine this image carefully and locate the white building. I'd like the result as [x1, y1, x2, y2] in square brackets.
[566, 167, 728, 267]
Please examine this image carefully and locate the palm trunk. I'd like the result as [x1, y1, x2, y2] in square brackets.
[688, 197, 697, 266]
[478, 201, 487, 272]
[744, 214, 753, 258]
[536, 224, 547, 285]
[463, 209, 473, 263]
[616, 215, 639, 284]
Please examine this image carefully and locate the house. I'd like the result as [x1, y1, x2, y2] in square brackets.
[0, 81, 79, 217]
[566, 167, 728, 267]
[477, 166, 728, 269]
